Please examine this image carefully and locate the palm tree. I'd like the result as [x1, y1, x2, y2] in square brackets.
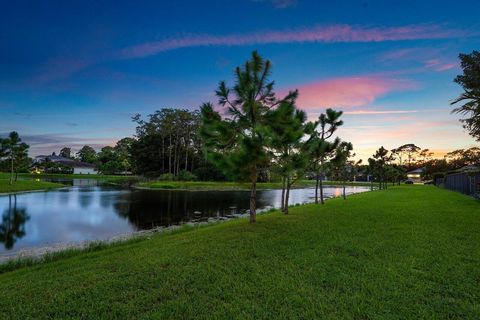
[200, 51, 297, 223]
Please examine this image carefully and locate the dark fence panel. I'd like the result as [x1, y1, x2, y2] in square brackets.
[443, 172, 480, 197]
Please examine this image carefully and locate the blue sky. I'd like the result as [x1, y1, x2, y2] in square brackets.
[1, 0, 479, 159]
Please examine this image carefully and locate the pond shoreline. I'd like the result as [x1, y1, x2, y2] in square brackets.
[0, 189, 368, 264]
[0, 210, 254, 265]
[0, 186, 70, 196]
[0, 182, 373, 264]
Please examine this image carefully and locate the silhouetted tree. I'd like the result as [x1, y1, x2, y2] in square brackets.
[59, 147, 72, 159]
[451, 50, 480, 140]
[369, 146, 393, 189]
[131, 109, 202, 176]
[76, 145, 97, 163]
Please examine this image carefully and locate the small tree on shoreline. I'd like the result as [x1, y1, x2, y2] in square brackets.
[267, 101, 308, 214]
[331, 141, 354, 199]
[305, 109, 343, 205]
[0, 132, 29, 185]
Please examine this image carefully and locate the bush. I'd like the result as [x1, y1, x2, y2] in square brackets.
[178, 170, 197, 181]
[193, 165, 227, 181]
[158, 173, 176, 181]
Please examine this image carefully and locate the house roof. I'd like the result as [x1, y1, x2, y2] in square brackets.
[36, 155, 74, 162]
[55, 160, 96, 168]
[407, 168, 424, 174]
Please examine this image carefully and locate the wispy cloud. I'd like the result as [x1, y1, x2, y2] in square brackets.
[117, 24, 469, 59]
[0, 133, 118, 156]
[379, 47, 458, 72]
[252, 0, 298, 8]
[28, 23, 472, 83]
[290, 76, 416, 109]
[423, 59, 457, 71]
[343, 110, 418, 115]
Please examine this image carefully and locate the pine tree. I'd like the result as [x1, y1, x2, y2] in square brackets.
[200, 51, 297, 223]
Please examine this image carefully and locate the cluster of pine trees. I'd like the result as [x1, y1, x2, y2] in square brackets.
[199, 51, 354, 222]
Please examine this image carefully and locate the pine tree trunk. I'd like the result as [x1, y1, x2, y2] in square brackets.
[185, 132, 190, 171]
[320, 173, 325, 205]
[169, 134, 172, 174]
[174, 137, 178, 176]
[343, 180, 346, 199]
[249, 179, 257, 223]
[284, 178, 291, 214]
[315, 171, 319, 204]
[10, 157, 13, 185]
[280, 177, 286, 212]
[161, 137, 165, 173]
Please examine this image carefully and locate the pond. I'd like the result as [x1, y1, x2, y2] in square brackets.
[0, 180, 371, 254]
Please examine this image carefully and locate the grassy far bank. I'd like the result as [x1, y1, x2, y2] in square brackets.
[0, 179, 65, 193]
[0, 172, 372, 190]
[0, 186, 479, 318]
[136, 179, 371, 190]
[0, 172, 133, 181]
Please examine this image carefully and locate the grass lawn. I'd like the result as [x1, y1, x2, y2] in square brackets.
[0, 186, 478, 318]
[0, 179, 65, 193]
[137, 179, 371, 190]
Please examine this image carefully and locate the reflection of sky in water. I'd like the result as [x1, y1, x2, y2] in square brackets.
[0, 184, 370, 254]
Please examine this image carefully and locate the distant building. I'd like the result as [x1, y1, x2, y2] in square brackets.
[406, 168, 424, 183]
[33, 155, 98, 174]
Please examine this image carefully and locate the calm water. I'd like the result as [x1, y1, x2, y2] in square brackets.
[0, 180, 371, 254]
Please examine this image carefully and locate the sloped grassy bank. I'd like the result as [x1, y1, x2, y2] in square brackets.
[0, 185, 478, 319]
[0, 179, 65, 193]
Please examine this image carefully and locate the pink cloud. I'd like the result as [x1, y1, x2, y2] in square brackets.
[30, 58, 95, 84]
[379, 48, 421, 61]
[292, 76, 416, 109]
[424, 59, 456, 71]
[118, 24, 468, 59]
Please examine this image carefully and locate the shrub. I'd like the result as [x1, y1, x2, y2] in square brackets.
[158, 173, 176, 181]
[178, 170, 197, 181]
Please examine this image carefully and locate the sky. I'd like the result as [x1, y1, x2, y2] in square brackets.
[1, 0, 479, 160]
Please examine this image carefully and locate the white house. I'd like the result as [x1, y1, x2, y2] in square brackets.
[70, 162, 98, 174]
[406, 168, 424, 183]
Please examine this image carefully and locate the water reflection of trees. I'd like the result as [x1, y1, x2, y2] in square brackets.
[113, 190, 269, 230]
[0, 195, 30, 250]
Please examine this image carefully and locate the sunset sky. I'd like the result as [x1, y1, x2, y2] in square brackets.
[1, 0, 479, 160]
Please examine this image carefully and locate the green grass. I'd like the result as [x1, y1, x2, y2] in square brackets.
[137, 179, 370, 190]
[0, 179, 65, 193]
[0, 185, 478, 318]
